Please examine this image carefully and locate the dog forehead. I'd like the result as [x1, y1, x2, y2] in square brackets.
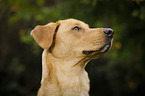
[59, 19, 89, 28]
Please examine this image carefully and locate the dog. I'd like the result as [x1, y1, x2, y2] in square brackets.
[31, 19, 114, 96]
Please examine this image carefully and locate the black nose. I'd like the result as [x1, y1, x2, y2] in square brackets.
[103, 28, 114, 38]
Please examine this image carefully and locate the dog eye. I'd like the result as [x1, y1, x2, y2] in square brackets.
[73, 26, 81, 31]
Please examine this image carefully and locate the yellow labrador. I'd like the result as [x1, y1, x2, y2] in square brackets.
[31, 19, 114, 96]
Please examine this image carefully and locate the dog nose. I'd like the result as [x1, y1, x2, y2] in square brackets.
[103, 28, 114, 38]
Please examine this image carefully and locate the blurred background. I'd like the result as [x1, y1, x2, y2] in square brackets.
[0, 0, 145, 96]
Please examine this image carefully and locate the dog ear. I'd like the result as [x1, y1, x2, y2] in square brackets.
[31, 22, 59, 49]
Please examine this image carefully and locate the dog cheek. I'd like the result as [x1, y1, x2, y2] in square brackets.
[52, 42, 73, 58]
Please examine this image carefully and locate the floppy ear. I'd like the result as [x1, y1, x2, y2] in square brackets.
[31, 22, 59, 49]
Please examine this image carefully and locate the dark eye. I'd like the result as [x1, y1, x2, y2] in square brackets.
[73, 26, 81, 31]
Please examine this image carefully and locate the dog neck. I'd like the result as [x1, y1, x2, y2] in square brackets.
[40, 49, 90, 96]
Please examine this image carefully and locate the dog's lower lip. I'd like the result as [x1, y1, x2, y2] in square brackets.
[82, 50, 96, 55]
[82, 39, 112, 55]
[101, 43, 111, 53]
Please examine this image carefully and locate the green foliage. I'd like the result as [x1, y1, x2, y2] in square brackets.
[0, 0, 145, 96]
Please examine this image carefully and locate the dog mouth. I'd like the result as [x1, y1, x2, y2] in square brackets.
[82, 39, 113, 55]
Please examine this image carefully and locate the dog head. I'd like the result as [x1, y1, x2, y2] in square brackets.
[31, 19, 114, 59]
